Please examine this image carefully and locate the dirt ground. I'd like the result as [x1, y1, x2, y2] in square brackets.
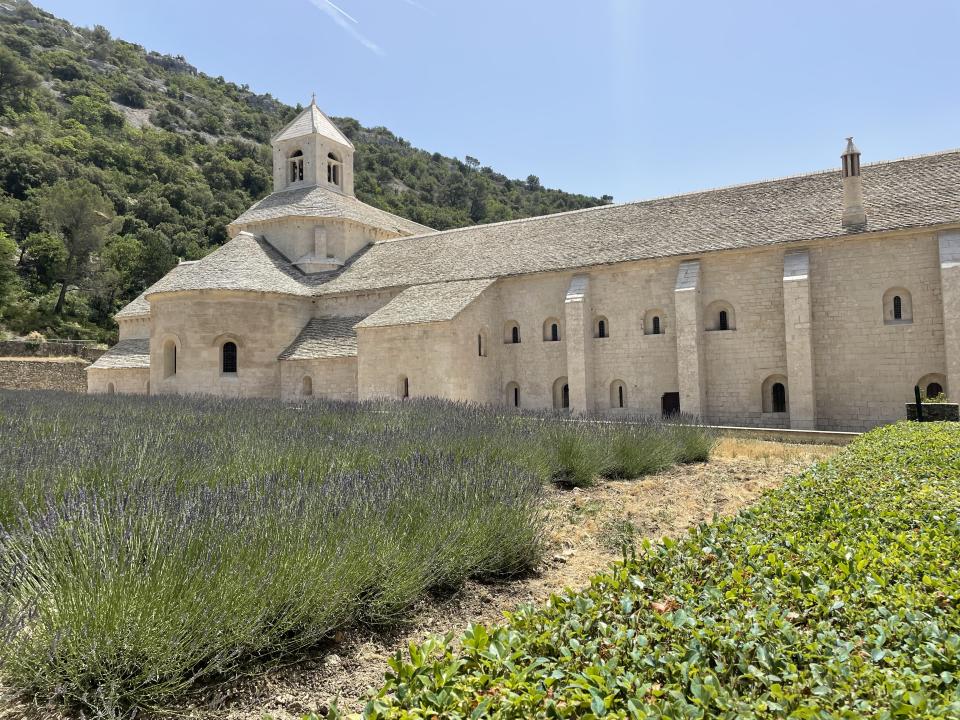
[1, 439, 839, 720]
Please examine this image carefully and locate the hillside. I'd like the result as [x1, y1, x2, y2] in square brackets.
[0, 0, 608, 343]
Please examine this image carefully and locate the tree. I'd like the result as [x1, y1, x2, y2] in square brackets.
[0, 230, 20, 320]
[38, 179, 115, 314]
[0, 46, 38, 113]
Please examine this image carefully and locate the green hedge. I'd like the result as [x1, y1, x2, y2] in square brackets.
[365, 422, 960, 718]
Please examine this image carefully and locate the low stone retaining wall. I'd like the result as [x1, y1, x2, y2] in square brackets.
[0, 357, 90, 393]
[0, 340, 105, 361]
[709, 425, 860, 446]
[905, 403, 960, 421]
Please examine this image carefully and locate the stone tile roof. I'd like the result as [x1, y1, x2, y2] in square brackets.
[356, 279, 495, 328]
[279, 316, 364, 360]
[229, 183, 432, 236]
[272, 101, 354, 148]
[115, 262, 197, 319]
[114, 290, 150, 319]
[142, 148, 960, 303]
[317, 149, 960, 295]
[86, 339, 150, 370]
[144, 233, 328, 299]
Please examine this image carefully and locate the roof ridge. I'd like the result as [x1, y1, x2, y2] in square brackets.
[373, 146, 960, 247]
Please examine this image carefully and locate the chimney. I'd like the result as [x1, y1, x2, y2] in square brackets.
[841, 137, 866, 227]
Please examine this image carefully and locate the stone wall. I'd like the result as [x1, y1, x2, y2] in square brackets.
[0, 357, 89, 392]
[0, 340, 104, 361]
[150, 291, 314, 398]
[87, 367, 150, 395]
[280, 357, 357, 402]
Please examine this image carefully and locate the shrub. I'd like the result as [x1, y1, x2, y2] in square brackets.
[366, 422, 960, 719]
[0, 392, 703, 715]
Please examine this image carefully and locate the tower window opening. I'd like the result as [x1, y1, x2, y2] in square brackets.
[327, 152, 342, 187]
[719, 310, 729, 331]
[893, 295, 902, 320]
[288, 150, 304, 183]
[652, 316, 661, 334]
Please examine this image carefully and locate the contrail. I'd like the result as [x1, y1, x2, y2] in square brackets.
[307, 0, 384, 55]
[325, 0, 358, 24]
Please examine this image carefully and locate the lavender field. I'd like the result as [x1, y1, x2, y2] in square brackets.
[0, 391, 713, 716]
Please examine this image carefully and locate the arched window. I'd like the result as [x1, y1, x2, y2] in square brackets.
[761, 375, 788, 413]
[400, 376, 409, 399]
[595, 316, 609, 339]
[706, 301, 736, 331]
[327, 152, 342, 187]
[288, 150, 304, 183]
[553, 377, 569, 410]
[772, 383, 786, 413]
[504, 321, 521, 344]
[222, 342, 237, 374]
[162, 339, 177, 378]
[478, 330, 488, 357]
[544, 318, 561, 342]
[512, 326, 520, 344]
[107, 382, 115, 395]
[916, 374, 947, 402]
[610, 380, 626, 409]
[883, 288, 913, 324]
[562, 384, 570, 409]
[302, 376, 313, 397]
[505, 382, 520, 408]
[644, 309, 666, 336]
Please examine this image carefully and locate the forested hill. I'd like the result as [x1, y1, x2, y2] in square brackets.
[0, 1, 609, 342]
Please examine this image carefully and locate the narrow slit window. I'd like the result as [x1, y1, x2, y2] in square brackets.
[719, 310, 729, 331]
[618, 385, 624, 408]
[512, 326, 520, 344]
[893, 295, 902, 320]
[598, 319, 607, 338]
[551, 323, 559, 341]
[222, 342, 237, 374]
[513, 386, 519, 407]
[652, 316, 661, 335]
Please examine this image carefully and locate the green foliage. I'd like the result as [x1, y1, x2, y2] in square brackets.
[0, 44, 39, 113]
[0, 230, 21, 320]
[546, 418, 715, 488]
[367, 422, 960, 719]
[0, 1, 608, 342]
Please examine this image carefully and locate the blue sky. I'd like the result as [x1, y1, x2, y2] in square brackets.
[35, 0, 960, 203]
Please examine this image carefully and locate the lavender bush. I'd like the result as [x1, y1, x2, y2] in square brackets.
[0, 391, 712, 716]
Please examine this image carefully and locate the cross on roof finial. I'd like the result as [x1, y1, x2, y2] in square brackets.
[310, 92, 316, 106]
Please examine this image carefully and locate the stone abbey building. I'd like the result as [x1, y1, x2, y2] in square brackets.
[87, 100, 960, 431]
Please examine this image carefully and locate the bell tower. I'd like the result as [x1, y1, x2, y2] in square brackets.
[271, 96, 355, 196]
